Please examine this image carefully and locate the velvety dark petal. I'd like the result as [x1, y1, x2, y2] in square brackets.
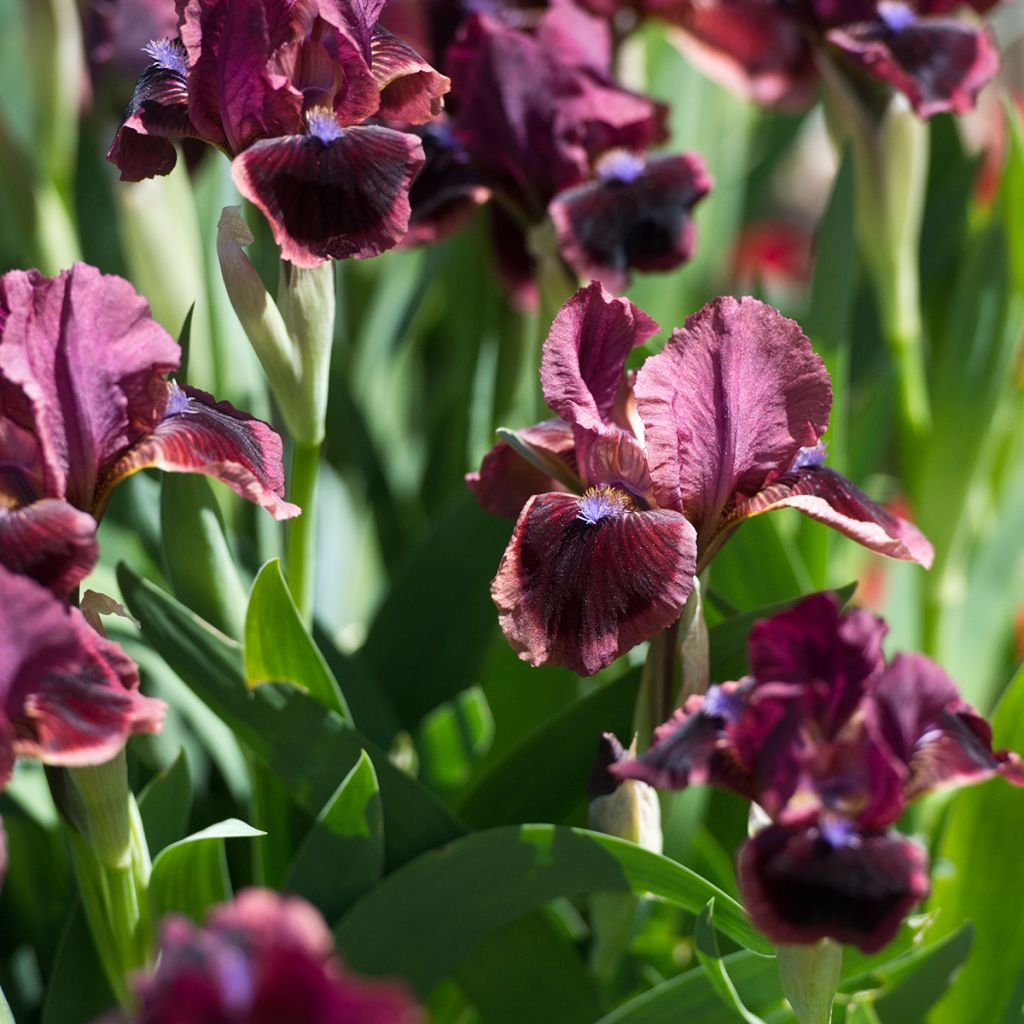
[535, 0, 614, 74]
[634, 296, 831, 537]
[557, 76, 669, 160]
[318, 0, 390, 60]
[540, 282, 658, 438]
[106, 57, 199, 182]
[738, 825, 930, 953]
[549, 151, 712, 292]
[177, 0, 231, 146]
[231, 124, 424, 266]
[371, 27, 450, 125]
[466, 419, 577, 519]
[0, 499, 98, 597]
[101, 384, 299, 520]
[726, 465, 934, 567]
[492, 492, 697, 675]
[827, 8, 1000, 118]
[0, 565, 164, 769]
[0, 265, 179, 510]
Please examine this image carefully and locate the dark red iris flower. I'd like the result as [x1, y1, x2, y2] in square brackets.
[468, 283, 932, 675]
[0, 264, 297, 597]
[100, 888, 421, 1024]
[649, 0, 1000, 118]
[612, 592, 1024, 953]
[0, 564, 164, 790]
[404, 0, 711, 301]
[107, 0, 450, 266]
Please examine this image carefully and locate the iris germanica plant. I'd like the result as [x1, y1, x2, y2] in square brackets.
[613, 593, 1024, 953]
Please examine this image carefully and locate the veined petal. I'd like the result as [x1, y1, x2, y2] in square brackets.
[726, 465, 934, 567]
[634, 296, 831, 537]
[371, 27, 450, 125]
[738, 824, 930, 954]
[549, 151, 712, 293]
[540, 282, 658, 437]
[1, 566, 164, 771]
[578, 427, 656, 506]
[492, 491, 696, 676]
[100, 384, 299, 520]
[827, 7, 999, 118]
[0, 499, 98, 597]
[231, 124, 424, 267]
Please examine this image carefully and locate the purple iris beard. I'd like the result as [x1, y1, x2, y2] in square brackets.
[143, 38, 188, 77]
[789, 439, 828, 471]
[703, 684, 744, 723]
[577, 484, 635, 524]
[305, 108, 346, 144]
[596, 150, 647, 184]
[877, 1, 917, 32]
[163, 381, 191, 417]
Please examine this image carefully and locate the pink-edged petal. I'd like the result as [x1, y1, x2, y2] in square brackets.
[492, 491, 696, 676]
[106, 51, 199, 182]
[634, 296, 831, 539]
[549, 151, 712, 293]
[231, 124, 424, 267]
[540, 282, 659, 437]
[1, 565, 164, 770]
[0, 265, 179, 509]
[726, 465, 934, 567]
[371, 27, 450, 125]
[0, 499, 98, 597]
[827, 6, 1000, 118]
[466, 419, 577, 519]
[738, 824, 930, 954]
[101, 383, 299, 520]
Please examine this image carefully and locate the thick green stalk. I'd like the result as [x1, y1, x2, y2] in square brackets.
[777, 941, 842, 1024]
[286, 440, 323, 623]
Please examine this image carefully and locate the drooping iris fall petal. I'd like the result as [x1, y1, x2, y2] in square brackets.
[492, 491, 697, 675]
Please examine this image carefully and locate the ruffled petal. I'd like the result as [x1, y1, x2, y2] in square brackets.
[0, 499, 98, 597]
[827, 5, 999, 118]
[371, 27, 449, 125]
[1, 565, 164, 769]
[738, 824, 930, 953]
[726, 465, 934, 567]
[0, 265, 179, 509]
[549, 151, 712, 292]
[540, 282, 658, 437]
[466, 419, 577, 519]
[100, 383, 299, 520]
[231, 124, 424, 267]
[492, 491, 696, 675]
[634, 296, 831, 538]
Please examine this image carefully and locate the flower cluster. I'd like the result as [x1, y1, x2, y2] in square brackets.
[469, 283, 931, 675]
[613, 593, 1024, 952]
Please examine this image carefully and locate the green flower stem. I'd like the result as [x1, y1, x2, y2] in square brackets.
[286, 439, 323, 624]
[776, 941, 842, 1024]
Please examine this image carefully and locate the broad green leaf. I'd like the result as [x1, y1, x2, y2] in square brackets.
[244, 558, 349, 720]
[335, 824, 772, 995]
[927, 664, 1024, 1023]
[150, 819, 264, 923]
[174, 303, 195, 380]
[40, 906, 115, 1024]
[118, 565, 465, 871]
[418, 686, 494, 793]
[138, 749, 192, 858]
[0, 984, 13, 1024]
[695, 900, 767, 1024]
[284, 750, 383, 923]
[456, 669, 640, 828]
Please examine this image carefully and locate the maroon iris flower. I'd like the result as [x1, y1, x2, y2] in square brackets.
[0, 564, 164, 790]
[652, 0, 999, 118]
[469, 283, 932, 676]
[613, 593, 1024, 953]
[101, 888, 420, 1024]
[0, 264, 297, 596]
[406, 1, 711, 301]
[107, 0, 450, 266]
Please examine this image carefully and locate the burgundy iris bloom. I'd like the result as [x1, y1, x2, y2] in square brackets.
[107, 0, 450, 267]
[0, 565, 164, 789]
[0, 264, 297, 596]
[101, 888, 421, 1024]
[651, 0, 1000, 118]
[470, 284, 932, 676]
[613, 593, 1024, 953]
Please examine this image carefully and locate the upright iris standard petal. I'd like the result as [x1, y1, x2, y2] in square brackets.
[738, 825, 930, 954]
[371, 27, 450, 123]
[0, 566, 164, 785]
[492, 492, 697, 676]
[0, 499, 98, 597]
[232, 123, 425, 267]
[634, 296, 831, 538]
[549, 151, 712, 292]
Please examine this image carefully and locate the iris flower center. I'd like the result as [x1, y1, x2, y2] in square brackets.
[144, 38, 189, 78]
[577, 485, 634, 524]
[596, 150, 647, 184]
[306, 108, 345, 143]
